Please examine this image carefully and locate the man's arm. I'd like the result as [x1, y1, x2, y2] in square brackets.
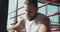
[9, 19, 25, 32]
[38, 17, 51, 32]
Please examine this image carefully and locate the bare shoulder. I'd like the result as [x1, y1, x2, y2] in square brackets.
[38, 13, 50, 21]
[41, 16, 51, 32]
[42, 16, 50, 22]
[41, 16, 50, 28]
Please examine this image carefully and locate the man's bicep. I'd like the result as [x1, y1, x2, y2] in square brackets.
[11, 19, 25, 30]
[38, 17, 51, 32]
[38, 24, 47, 32]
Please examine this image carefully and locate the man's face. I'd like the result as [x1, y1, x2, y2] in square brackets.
[25, 4, 38, 13]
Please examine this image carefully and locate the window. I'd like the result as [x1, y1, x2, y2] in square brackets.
[38, 3, 47, 15]
[47, 5, 59, 27]
[7, 0, 17, 30]
[7, 0, 25, 31]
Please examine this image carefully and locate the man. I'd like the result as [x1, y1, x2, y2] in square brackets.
[9, 0, 51, 32]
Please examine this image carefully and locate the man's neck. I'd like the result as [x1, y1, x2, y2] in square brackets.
[27, 12, 38, 21]
[28, 11, 38, 17]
